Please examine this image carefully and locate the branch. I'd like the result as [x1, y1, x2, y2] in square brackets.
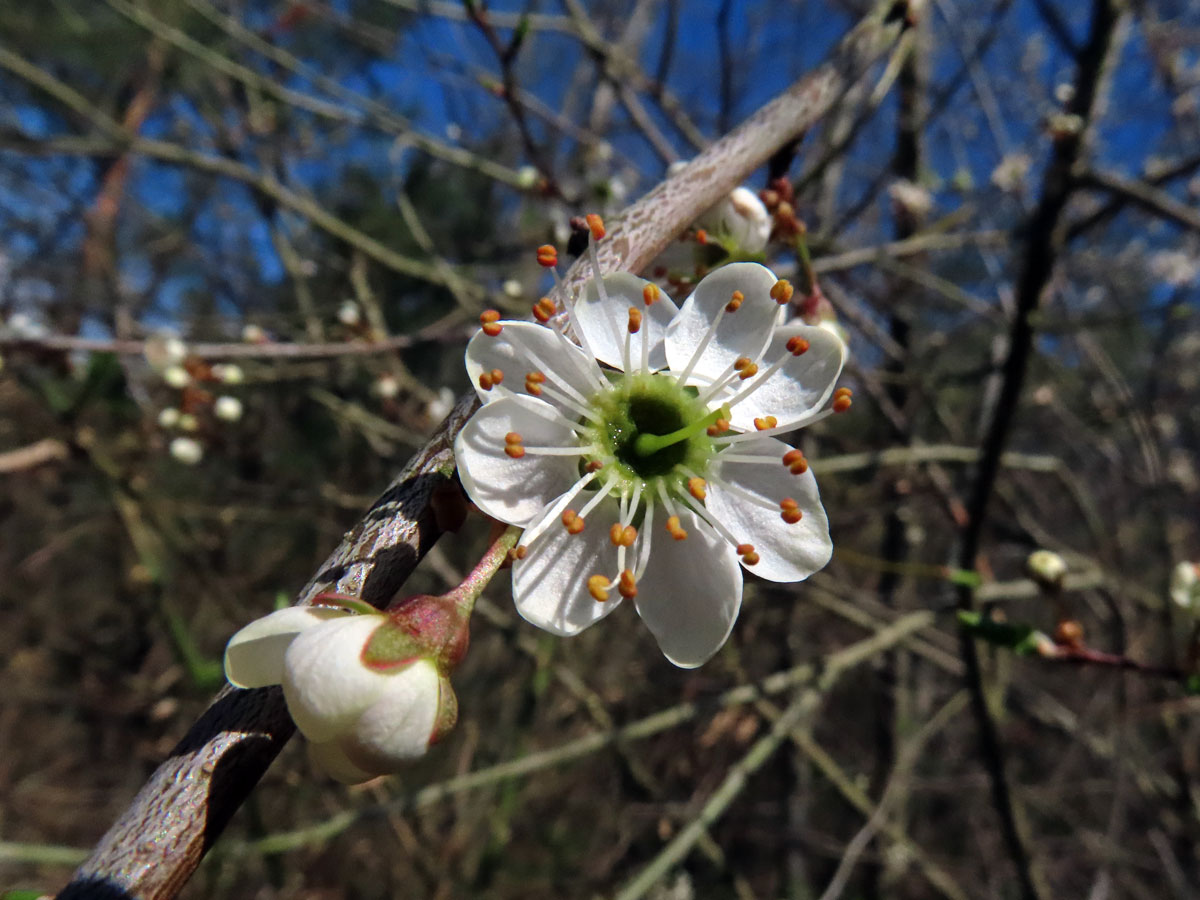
[54, 5, 910, 897]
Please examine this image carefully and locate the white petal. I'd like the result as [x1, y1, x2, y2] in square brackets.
[634, 508, 743, 668]
[707, 437, 832, 583]
[454, 395, 585, 527]
[725, 324, 847, 430]
[665, 262, 780, 383]
[465, 321, 598, 417]
[224, 606, 351, 689]
[307, 739, 375, 785]
[511, 492, 624, 636]
[573, 272, 679, 371]
[282, 614, 391, 743]
[340, 660, 441, 771]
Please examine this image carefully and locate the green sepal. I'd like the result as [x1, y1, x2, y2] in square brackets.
[360, 620, 424, 673]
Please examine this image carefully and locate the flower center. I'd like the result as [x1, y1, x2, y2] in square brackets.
[585, 373, 722, 491]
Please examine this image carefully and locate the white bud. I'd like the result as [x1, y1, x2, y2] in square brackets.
[375, 373, 400, 399]
[213, 363, 245, 385]
[214, 395, 243, 422]
[1026, 549, 1068, 591]
[1170, 562, 1200, 611]
[178, 413, 199, 432]
[1054, 82, 1075, 104]
[157, 407, 181, 429]
[169, 436, 203, 465]
[241, 324, 268, 344]
[163, 365, 190, 389]
[337, 301, 362, 327]
[888, 179, 934, 219]
[144, 333, 188, 370]
[502, 279, 523, 299]
[700, 186, 772, 254]
[991, 153, 1032, 193]
[516, 165, 539, 189]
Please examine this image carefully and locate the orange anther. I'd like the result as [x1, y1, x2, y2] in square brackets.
[504, 444, 525, 459]
[695, 228, 708, 245]
[489, 368, 504, 385]
[770, 279, 794, 305]
[832, 394, 852, 413]
[786, 336, 810, 355]
[643, 283, 661, 306]
[505, 432, 522, 444]
[665, 515, 688, 540]
[834, 387, 853, 398]
[738, 363, 759, 380]
[585, 213, 606, 241]
[532, 297, 556, 323]
[754, 416, 778, 431]
[585, 460, 604, 472]
[628, 307, 643, 334]
[609, 522, 628, 546]
[478, 372, 495, 391]
[480, 309, 503, 336]
[562, 509, 585, 534]
[618, 569, 638, 599]
[782, 448, 808, 474]
[735, 356, 752, 370]
[780, 498, 803, 524]
[507, 544, 528, 563]
[536, 244, 558, 268]
[525, 370, 545, 396]
[706, 417, 731, 436]
[687, 477, 707, 501]
[726, 290, 744, 313]
[736, 543, 760, 565]
[587, 574, 610, 602]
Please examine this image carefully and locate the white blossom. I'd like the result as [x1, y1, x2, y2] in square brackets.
[454, 261, 847, 667]
[157, 407, 181, 429]
[1170, 562, 1200, 612]
[337, 300, 362, 327]
[700, 187, 772, 254]
[163, 365, 190, 389]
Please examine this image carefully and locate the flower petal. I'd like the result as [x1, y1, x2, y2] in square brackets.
[224, 606, 351, 689]
[707, 436, 832, 582]
[724, 324, 847, 430]
[339, 659, 441, 772]
[465, 321, 599, 417]
[454, 395, 585, 527]
[511, 492, 623, 636]
[664, 262, 780, 383]
[572, 272, 679, 371]
[634, 508, 743, 668]
[307, 739, 375, 785]
[283, 614, 391, 743]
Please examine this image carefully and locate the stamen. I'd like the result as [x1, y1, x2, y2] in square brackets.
[643, 284, 661, 306]
[754, 416, 778, 431]
[695, 228, 708, 245]
[478, 371, 497, 391]
[677, 488, 741, 548]
[585, 213, 606, 241]
[518, 471, 598, 549]
[536, 245, 558, 268]
[687, 477, 707, 501]
[509, 544, 529, 562]
[549, 322, 606, 391]
[522, 445, 598, 456]
[627, 307, 643, 333]
[736, 357, 759, 380]
[525, 370, 545, 396]
[780, 498, 803, 524]
[561, 509, 585, 534]
[832, 387, 853, 413]
[675, 297, 736, 385]
[706, 417, 731, 437]
[726, 290, 744, 313]
[504, 431, 525, 459]
[782, 448, 809, 474]
[736, 543, 760, 566]
[609, 523, 637, 547]
[786, 335, 809, 355]
[532, 297, 557, 323]
[573, 477, 618, 530]
[480, 309, 503, 337]
[770, 279, 794, 305]
[617, 569, 637, 599]
[634, 498, 656, 578]
[587, 574, 611, 602]
[665, 515, 688, 540]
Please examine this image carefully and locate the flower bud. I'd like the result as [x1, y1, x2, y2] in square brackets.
[1026, 549, 1068, 592]
[700, 186, 772, 254]
[163, 365, 190, 389]
[144, 333, 188, 371]
[157, 407, 181, 429]
[213, 363, 245, 385]
[337, 300, 362, 327]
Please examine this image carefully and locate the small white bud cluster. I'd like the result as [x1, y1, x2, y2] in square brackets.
[1026, 549, 1068, 592]
[1171, 562, 1200, 613]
